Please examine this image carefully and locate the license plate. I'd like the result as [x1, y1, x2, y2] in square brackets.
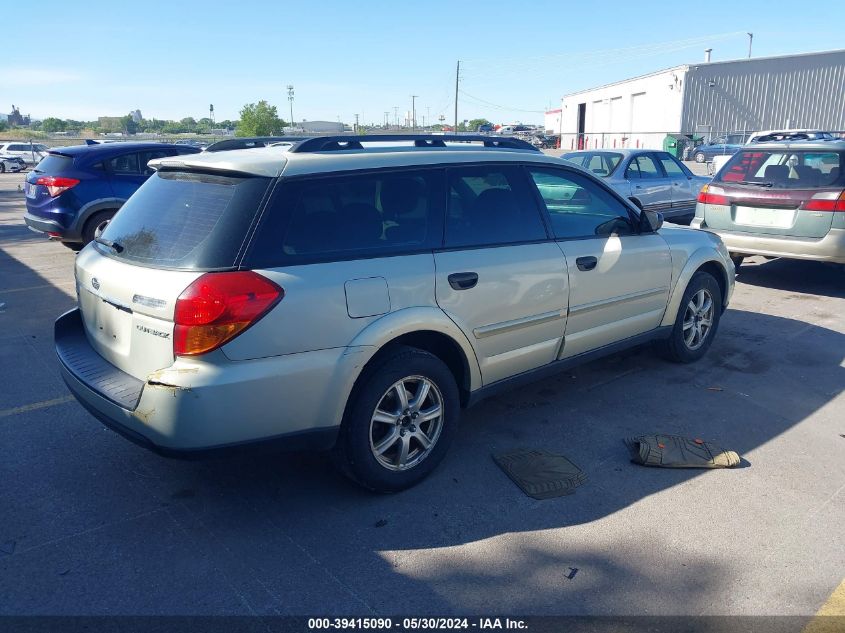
[24, 182, 37, 199]
[734, 206, 795, 229]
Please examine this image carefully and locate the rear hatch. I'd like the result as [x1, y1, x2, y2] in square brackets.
[74, 169, 273, 380]
[699, 147, 844, 238]
[24, 153, 83, 216]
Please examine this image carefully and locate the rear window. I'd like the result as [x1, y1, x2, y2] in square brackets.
[97, 170, 271, 269]
[717, 150, 844, 189]
[33, 154, 73, 174]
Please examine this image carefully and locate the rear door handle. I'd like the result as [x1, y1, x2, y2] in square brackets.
[576, 256, 598, 272]
[448, 272, 478, 290]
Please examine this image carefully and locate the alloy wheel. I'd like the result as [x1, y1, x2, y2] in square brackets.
[369, 375, 444, 471]
[682, 288, 714, 351]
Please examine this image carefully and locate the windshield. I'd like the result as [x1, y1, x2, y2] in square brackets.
[97, 170, 271, 269]
[717, 150, 844, 189]
[561, 152, 623, 177]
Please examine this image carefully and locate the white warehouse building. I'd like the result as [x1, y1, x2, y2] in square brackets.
[546, 48, 845, 152]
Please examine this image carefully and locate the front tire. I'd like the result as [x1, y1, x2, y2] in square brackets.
[694, 152, 706, 163]
[333, 346, 459, 492]
[656, 271, 722, 363]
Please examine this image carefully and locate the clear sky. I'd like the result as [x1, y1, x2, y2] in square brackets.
[2, 0, 844, 126]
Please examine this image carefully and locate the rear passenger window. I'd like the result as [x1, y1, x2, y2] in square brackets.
[108, 153, 140, 174]
[276, 171, 442, 259]
[631, 155, 662, 178]
[528, 168, 634, 239]
[138, 150, 172, 175]
[658, 154, 686, 177]
[445, 166, 547, 247]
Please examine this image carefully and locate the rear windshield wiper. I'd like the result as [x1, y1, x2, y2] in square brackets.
[735, 180, 773, 187]
[94, 236, 124, 253]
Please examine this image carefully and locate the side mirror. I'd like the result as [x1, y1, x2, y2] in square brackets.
[639, 209, 663, 233]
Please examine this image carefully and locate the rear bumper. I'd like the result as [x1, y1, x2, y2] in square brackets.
[690, 220, 845, 264]
[55, 308, 342, 458]
[24, 211, 67, 237]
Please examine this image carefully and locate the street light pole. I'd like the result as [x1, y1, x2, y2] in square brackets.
[286, 84, 295, 132]
[410, 95, 418, 132]
[747, 33, 753, 58]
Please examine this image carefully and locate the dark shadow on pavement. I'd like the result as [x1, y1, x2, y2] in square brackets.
[737, 258, 844, 299]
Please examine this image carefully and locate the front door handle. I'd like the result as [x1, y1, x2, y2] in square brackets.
[448, 272, 479, 290]
[576, 256, 598, 272]
[635, 185, 642, 189]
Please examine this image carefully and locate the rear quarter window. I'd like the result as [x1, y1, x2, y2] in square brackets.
[245, 169, 445, 267]
[97, 170, 271, 269]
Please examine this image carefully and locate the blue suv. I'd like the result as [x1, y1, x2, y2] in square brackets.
[23, 141, 201, 248]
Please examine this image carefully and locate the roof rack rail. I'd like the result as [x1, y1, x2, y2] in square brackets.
[290, 134, 540, 153]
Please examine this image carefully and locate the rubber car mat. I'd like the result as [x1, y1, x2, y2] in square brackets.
[624, 434, 741, 468]
[493, 449, 587, 499]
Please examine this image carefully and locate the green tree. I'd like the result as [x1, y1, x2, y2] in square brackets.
[120, 115, 138, 135]
[41, 117, 66, 133]
[467, 118, 492, 131]
[236, 101, 285, 136]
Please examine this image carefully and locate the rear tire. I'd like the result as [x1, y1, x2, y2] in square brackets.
[0, 163, 5, 173]
[81, 210, 115, 245]
[332, 345, 459, 493]
[61, 241, 84, 252]
[694, 152, 705, 163]
[656, 271, 722, 363]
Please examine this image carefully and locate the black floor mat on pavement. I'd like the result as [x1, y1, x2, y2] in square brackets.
[624, 434, 741, 468]
[493, 448, 587, 499]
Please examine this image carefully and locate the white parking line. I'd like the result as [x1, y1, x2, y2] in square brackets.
[0, 395, 74, 419]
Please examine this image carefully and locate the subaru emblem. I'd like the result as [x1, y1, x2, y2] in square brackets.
[92, 278, 100, 290]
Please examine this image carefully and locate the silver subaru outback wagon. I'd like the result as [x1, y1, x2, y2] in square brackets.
[55, 135, 735, 492]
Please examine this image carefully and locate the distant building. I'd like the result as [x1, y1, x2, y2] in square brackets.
[547, 48, 845, 151]
[298, 120, 345, 133]
[98, 116, 123, 132]
[7, 105, 31, 127]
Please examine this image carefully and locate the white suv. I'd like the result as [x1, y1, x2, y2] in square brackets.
[0, 142, 49, 166]
[55, 135, 735, 491]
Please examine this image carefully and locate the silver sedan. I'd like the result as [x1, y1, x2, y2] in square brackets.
[562, 149, 710, 219]
[0, 155, 26, 173]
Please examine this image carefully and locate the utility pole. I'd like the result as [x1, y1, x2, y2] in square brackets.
[410, 95, 418, 132]
[747, 32, 753, 58]
[384, 111, 389, 128]
[354, 114, 359, 133]
[454, 60, 460, 135]
[209, 104, 214, 128]
[286, 85, 295, 132]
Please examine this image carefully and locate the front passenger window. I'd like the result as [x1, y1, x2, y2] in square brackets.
[528, 168, 634, 239]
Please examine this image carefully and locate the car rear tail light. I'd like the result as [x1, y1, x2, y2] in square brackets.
[173, 271, 284, 356]
[697, 184, 730, 206]
[799, 190, 845, 212]
[35, 176, 80, 197]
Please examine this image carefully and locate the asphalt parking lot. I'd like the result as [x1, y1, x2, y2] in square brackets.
[0, 169, 843, 618]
